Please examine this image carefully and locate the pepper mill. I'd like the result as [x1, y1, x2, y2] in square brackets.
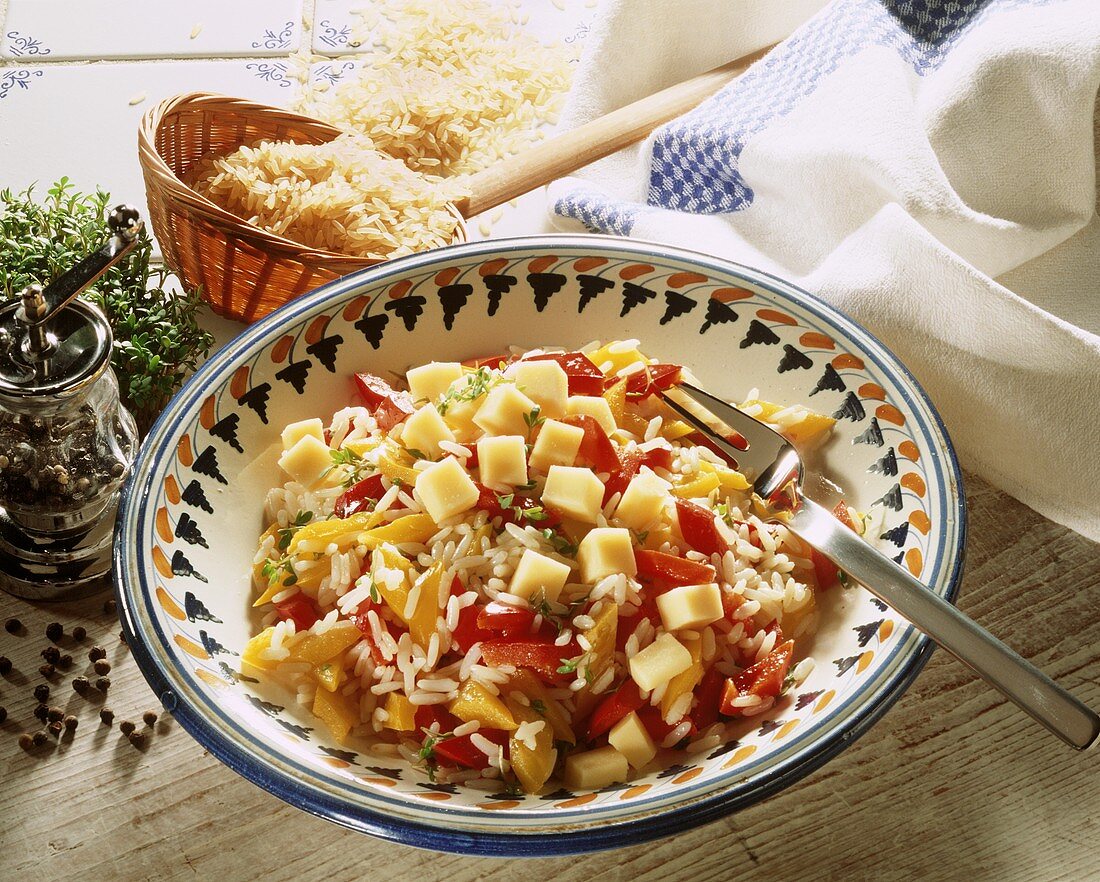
[0, 206, 142, 600]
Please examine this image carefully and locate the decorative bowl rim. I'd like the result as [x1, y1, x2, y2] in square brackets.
[114, 233, 967, 857]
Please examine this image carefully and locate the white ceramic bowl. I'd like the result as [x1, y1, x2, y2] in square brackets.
[115, 236, 965, 855]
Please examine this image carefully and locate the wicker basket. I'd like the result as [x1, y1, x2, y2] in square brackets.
[138, 92, 466, 324]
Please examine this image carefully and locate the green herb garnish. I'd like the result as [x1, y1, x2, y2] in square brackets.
[530, 699, 547, 716]
[437, 367, 498, 415]
[277, 510, 313, 551]
[523, 406, 545, 432]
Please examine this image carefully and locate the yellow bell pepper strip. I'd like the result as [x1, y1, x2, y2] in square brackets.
[359, 513, 439, 550]
[583, 602, 618, 680]
[660, 636, 704, 717]
[620, 411, 651, 438]
[700, 460, 752, 492]
[588, 342, 646, 376]
[448, 680, 518, 731]
[406, 563, 444, 647]
[383, 692, 417, 732]
[742, 399, 836, 448]
[602, 378, 627, 429]
[313, 658, 346, 693]
[377, 443, 419, 487]
[342, 437, 383, 458]
[241, 627, 277, 673]
[506, 695, 557, 793]
[508, 670, 575, 745]
[288, 511, 383, 555]
[313, 687, 358, 743]
[671, 471, 721, 499]
[370, 542, 414, 619]
[660, 419, 696, 441]
[286, 621, 361, 666]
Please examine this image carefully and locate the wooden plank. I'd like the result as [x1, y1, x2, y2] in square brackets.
[1, 472, 1097, 881]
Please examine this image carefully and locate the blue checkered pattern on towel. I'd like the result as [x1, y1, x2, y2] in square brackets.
[554, 0, 1046, 235]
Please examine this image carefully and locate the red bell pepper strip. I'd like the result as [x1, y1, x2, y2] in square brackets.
[477, 600, 536, 635]
[585, 679, 645, 741]
[634, 549, 716, 588]
[636, 705, 697, 745]
[274, 595, 319, 632]
[624, 363, 682, 400]
[811, 501, 858, 589]
[524, 352, 607, 395]
[448, 576, 492, 654]
[414, 703, 463, 733]
[561, 414, 620, 473]
[354, 372, 416, 431]
[432, 729, 509, 770]
[348, 614, 387, 664]
[719, 639, 795, 716]
[473, 482, 561, 528]
[480, 638, 578, 685]
[675, 498, 730, 558]
[690, 666, 728, 731]
[333, 473, 388, 519]
[601, 445, 674, 504]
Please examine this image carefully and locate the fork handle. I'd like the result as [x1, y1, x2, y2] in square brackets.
[789, 499, 1100, 750]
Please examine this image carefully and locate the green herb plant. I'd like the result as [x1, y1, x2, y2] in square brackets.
[0, 178, 213, 435]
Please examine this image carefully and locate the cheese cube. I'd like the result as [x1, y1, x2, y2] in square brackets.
[608, 711, 657, 769]
[508, 548, 572, 603]
[577, 527, 637, 584]
[613, 467, 670, 530]
[281, 418, 324, 451]
[473, 383, 538, 437]
[542, 465, 604, 524]
[564, 745, 629, 791]
[278, 434, 333, 489]
[441, 397, 482, 443]
[401, 403, 455, 459]
[656, 583, 724, 631]
[566, 395, 616, 435]
[629, 632, 693, 691]
[415, 457, 479, 523]
[512, 360, 568, 419]
[406, 362, 463, 404]
[477, 435, 528, 490]
[528, 419, 584, 473]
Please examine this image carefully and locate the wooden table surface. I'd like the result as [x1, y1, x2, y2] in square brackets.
[2, 472, 1097, 882]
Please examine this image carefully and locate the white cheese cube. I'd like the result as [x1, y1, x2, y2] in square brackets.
[542, 465, 604, 524]
[656, 583, 724, 632]
[477, 435, 528, 490]
[628, 632, 693, 692]
[473, 383, 539, 437]
[441, 397, 482, 443]
[564, 745, 629, 791]
[577, 527, 638, 584]
[508, 548, 572, 603]
[406, 362, 463, 404]
[415, 457, 479, 523]
[401, 404, 455, 459]
[613, 467, 670, 530]
[566, 395, 616, 435]
[608, 711, 657, 769]
[277, 434, 333, 489]
[512, 360, 568, 419]
[528, 419, 585, 473]
[281, 418, 324, 452]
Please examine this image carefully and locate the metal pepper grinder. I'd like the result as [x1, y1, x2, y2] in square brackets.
[0, 206, 142, 600]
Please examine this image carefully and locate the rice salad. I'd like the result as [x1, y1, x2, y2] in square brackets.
[243, 341, 856, 794]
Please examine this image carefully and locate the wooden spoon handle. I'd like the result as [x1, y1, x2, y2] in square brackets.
[453, 43, 773, 219]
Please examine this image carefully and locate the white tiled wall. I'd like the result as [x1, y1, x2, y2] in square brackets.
[0, 0, 595, 253]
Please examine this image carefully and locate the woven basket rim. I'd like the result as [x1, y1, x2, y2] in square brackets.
[137, 91, 466, 265]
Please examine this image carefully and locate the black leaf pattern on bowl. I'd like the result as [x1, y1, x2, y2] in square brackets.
[365, 766, 402, 780]
[420, 782, 459, 795]
[354, 312, 388, 348]
[619, 281, 655, 317]
[777, 344, 812, 373]
[832, 391, 866, 422]
[869, 447, 898, 476]
[853, 620, 883, 648]
[874, 484, 903, 511]
[319, 746, 359, 764]
[172, 552, 207, 583]
[528, 273, 566, 312]
[795, 690, 823, 710]
[656, 763, 693, 779]
[238, 383, 271, 423]
[246, 694, 284, 716]
[577, 274, 614, 312]
[809, 364, 846, 396]
[706, 739, 742, 760]
[439, 284, 473, 329]
[210, 413, 242, 453]
[275, 358, 312, 393]
[870, 597, 888, 611]
[184, 590, 219, 621]
[833, 655, 861, 676]
[699, 298, 737, 334]
[181, 480, 213, 514]
[174, 512, 208, 548]
[854, 417, 884, 447]
[595, 781, 634, 793]
[277, 720, 313, 740]
[756, 719, 782, 736]
[192, 446, 227, 485]
[739, 319, 780, 348]
[199, 629, 235, 657]
[484, 274, 516, 316]
[306, 334, 343, 372]
[881, 521, 909, 547]
[385, 294, 426, 331]
[660, 290, 696, 324]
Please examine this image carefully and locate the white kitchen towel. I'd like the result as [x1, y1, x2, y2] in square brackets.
[549, 0, 1100, 542]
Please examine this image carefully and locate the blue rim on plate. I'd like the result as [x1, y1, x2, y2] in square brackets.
[115, 234, 967, 856]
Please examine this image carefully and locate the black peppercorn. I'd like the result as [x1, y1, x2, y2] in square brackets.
[40, 646, 60, 664]
[128, 731, 146, 748]
[31, 731, 47, 746]
[118, 631, 126, 646]
[99, 707, 114, 726]
[0, 706, 6, 724]
[18, 733, 33, 750]
[47, 720, 62, 737]
[93, 659, 111, 676]
[72, 626, 87, 641]
[45, 622, 63, 642]
[47, 707, 64, 723]
[38, 663, 55, 677]
[88, 645, 106, 662]
[4, 618, 21, 634]
[33, 704, 48, 722]
[94, 676, 110, 692]
[103, 599, 116, 615]
[0, 656, 10, 675]
[72, 676, 89, 693]
[142, 710, 158, 727]
[63, 715, 78, 731]
[33, 683, 49, 703]
[119, 720, 135, 736]
[58, 654, 73, 670]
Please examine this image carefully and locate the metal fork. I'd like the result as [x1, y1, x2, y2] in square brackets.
[657, 381, 1100, 750]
